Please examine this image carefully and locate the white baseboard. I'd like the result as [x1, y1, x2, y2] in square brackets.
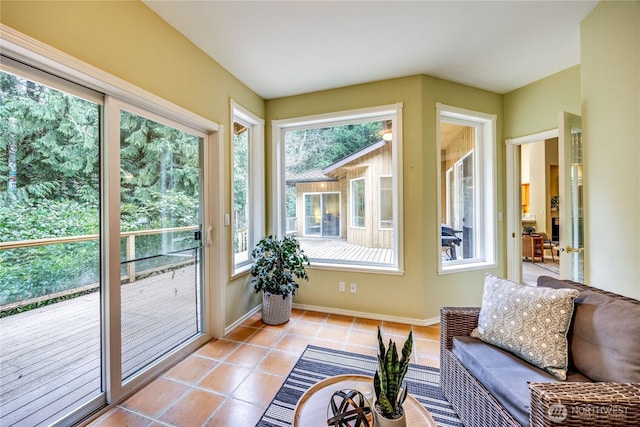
[224, 303, 439, 336]
[224, 304, 261, 336]
[292, 303, 440, 327]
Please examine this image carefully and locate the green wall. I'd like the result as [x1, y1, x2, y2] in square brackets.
[580, 0, 640, 298]
[503, 66, 581, 140]
[266, 76, 503, 321]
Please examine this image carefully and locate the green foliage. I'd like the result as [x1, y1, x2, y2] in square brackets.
[284, 121, 384, 174]
[233, 129, 249, 233]
[0, 200, 100, 305]
[0, 72, 100, 205]
[0, 71, 202, 309]
[373, 326, 413, 419]
[250, 235, 310, 297]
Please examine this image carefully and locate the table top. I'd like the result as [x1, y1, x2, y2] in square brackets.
[293, 374, 437, 427]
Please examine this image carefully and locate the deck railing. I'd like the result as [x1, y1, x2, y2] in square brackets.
[0, 226, 199, 311]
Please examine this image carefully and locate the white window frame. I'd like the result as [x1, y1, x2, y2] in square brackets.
[231, 101, 265, 276]
[379, 175, 393, 230]
[436, 103, 497, 274]
[272, 103, 404, 273]
[350, 177, 366, 229]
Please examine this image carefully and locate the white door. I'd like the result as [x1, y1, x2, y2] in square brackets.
[558, 112, 584, 281]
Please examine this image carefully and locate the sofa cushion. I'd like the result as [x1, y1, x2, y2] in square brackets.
[571, 290, 640, 382]
[536, 275, 582, 291]
[471, 274, 579, 379]
[538, 275, 640, 382]
[452, 336, 590, 427]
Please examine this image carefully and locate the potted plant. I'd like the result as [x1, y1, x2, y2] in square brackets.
[250, 234, 310, 325]
[373, 326, 413, 427]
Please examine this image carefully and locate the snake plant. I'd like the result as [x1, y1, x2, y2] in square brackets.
[373, 326, 413, 419]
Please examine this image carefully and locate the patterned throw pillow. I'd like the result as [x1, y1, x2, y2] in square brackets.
[471, 274, 579, 380]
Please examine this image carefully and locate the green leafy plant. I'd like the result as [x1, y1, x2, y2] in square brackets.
[373, 326, 413, 419]
[250, 235, 310, 298]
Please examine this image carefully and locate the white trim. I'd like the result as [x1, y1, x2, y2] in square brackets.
[436, 103, 498, 274]
[292, 303, 439, 327]
[272, 103, 403, 272]
[274, 103, 401, 130]
[0, 25, 219, 134]
[209, 128, 226, 339]
[378, 175, 393, 230]
[506, 129, 558, 146]
[505, 128, 559, 282]
[230, 100, 265, 276]
[224, 304, 261, 336]
[350, 177, 366, 229]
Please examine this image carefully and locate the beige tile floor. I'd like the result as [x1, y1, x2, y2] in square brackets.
[89, 309, 441, 427]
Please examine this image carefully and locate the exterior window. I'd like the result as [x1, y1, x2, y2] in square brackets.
[379, 176, 392, 229]
[231, 102, 264, 275]
[351, 178, 365, 228]
[274, 103, 403, 271]
[437, 103, 496, 273]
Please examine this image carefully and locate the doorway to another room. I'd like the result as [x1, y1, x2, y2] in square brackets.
[519, 137, 561, 285]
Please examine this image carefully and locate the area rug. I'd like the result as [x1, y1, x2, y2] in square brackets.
[256, 345, 462, 427]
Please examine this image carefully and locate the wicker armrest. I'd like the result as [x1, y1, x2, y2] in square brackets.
[440, 307, 480, 351]
[529, 382, 640, 427]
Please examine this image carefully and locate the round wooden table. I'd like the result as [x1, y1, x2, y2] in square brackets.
[293, 374, 437, 426]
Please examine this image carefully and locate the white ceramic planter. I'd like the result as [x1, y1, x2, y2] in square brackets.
[372, 404, 406, 427]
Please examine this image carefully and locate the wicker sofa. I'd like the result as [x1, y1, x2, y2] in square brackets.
[440, 275, 640, 427]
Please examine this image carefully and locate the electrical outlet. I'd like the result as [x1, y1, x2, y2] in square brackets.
[338, 281, 345, 292]
[350, 282, 357, 293]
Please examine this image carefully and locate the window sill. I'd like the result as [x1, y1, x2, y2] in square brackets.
[438, 260, 497, 275]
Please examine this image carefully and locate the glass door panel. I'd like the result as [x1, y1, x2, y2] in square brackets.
[322, 193, 340, 237]
[559, 112, 584, 281]
[0, 69, 102, 425]
[119, 110, 203, 380]
[304, 194, 321, 236]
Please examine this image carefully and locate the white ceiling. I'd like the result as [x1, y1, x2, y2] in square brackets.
[143, 0, 599, 100]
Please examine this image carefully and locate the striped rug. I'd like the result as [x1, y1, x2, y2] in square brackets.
[256, 345, 462, 427]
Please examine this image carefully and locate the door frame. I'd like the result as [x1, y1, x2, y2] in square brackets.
[505, 129, 559, 282]
[0, 25, 226, 419]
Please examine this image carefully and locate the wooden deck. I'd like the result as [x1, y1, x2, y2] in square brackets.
[0, 265, 201, 426]
[298, 237, 394, 265]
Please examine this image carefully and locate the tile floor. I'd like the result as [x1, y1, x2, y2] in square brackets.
[89, 309, 441, 427]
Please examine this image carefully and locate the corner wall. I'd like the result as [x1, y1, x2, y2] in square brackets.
[266, 75, 503, 322]
[580, 1, 640, 298]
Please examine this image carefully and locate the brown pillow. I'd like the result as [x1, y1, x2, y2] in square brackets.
[570, 290, 640, 382]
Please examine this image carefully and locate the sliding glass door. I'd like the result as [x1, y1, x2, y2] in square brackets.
[0, 63, 103, 426]
[118, 108, 204, 380]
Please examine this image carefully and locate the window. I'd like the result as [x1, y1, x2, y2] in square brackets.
[437, 103, 496, 273]
[274, 103, 403, 271]
[379, 176, 393, 229]
[231, 101, 264, 275]
[351, 178, 366, 228]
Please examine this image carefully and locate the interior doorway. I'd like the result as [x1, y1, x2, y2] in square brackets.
[520, 138, 561, 284]
[506, 130, 561, 284]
